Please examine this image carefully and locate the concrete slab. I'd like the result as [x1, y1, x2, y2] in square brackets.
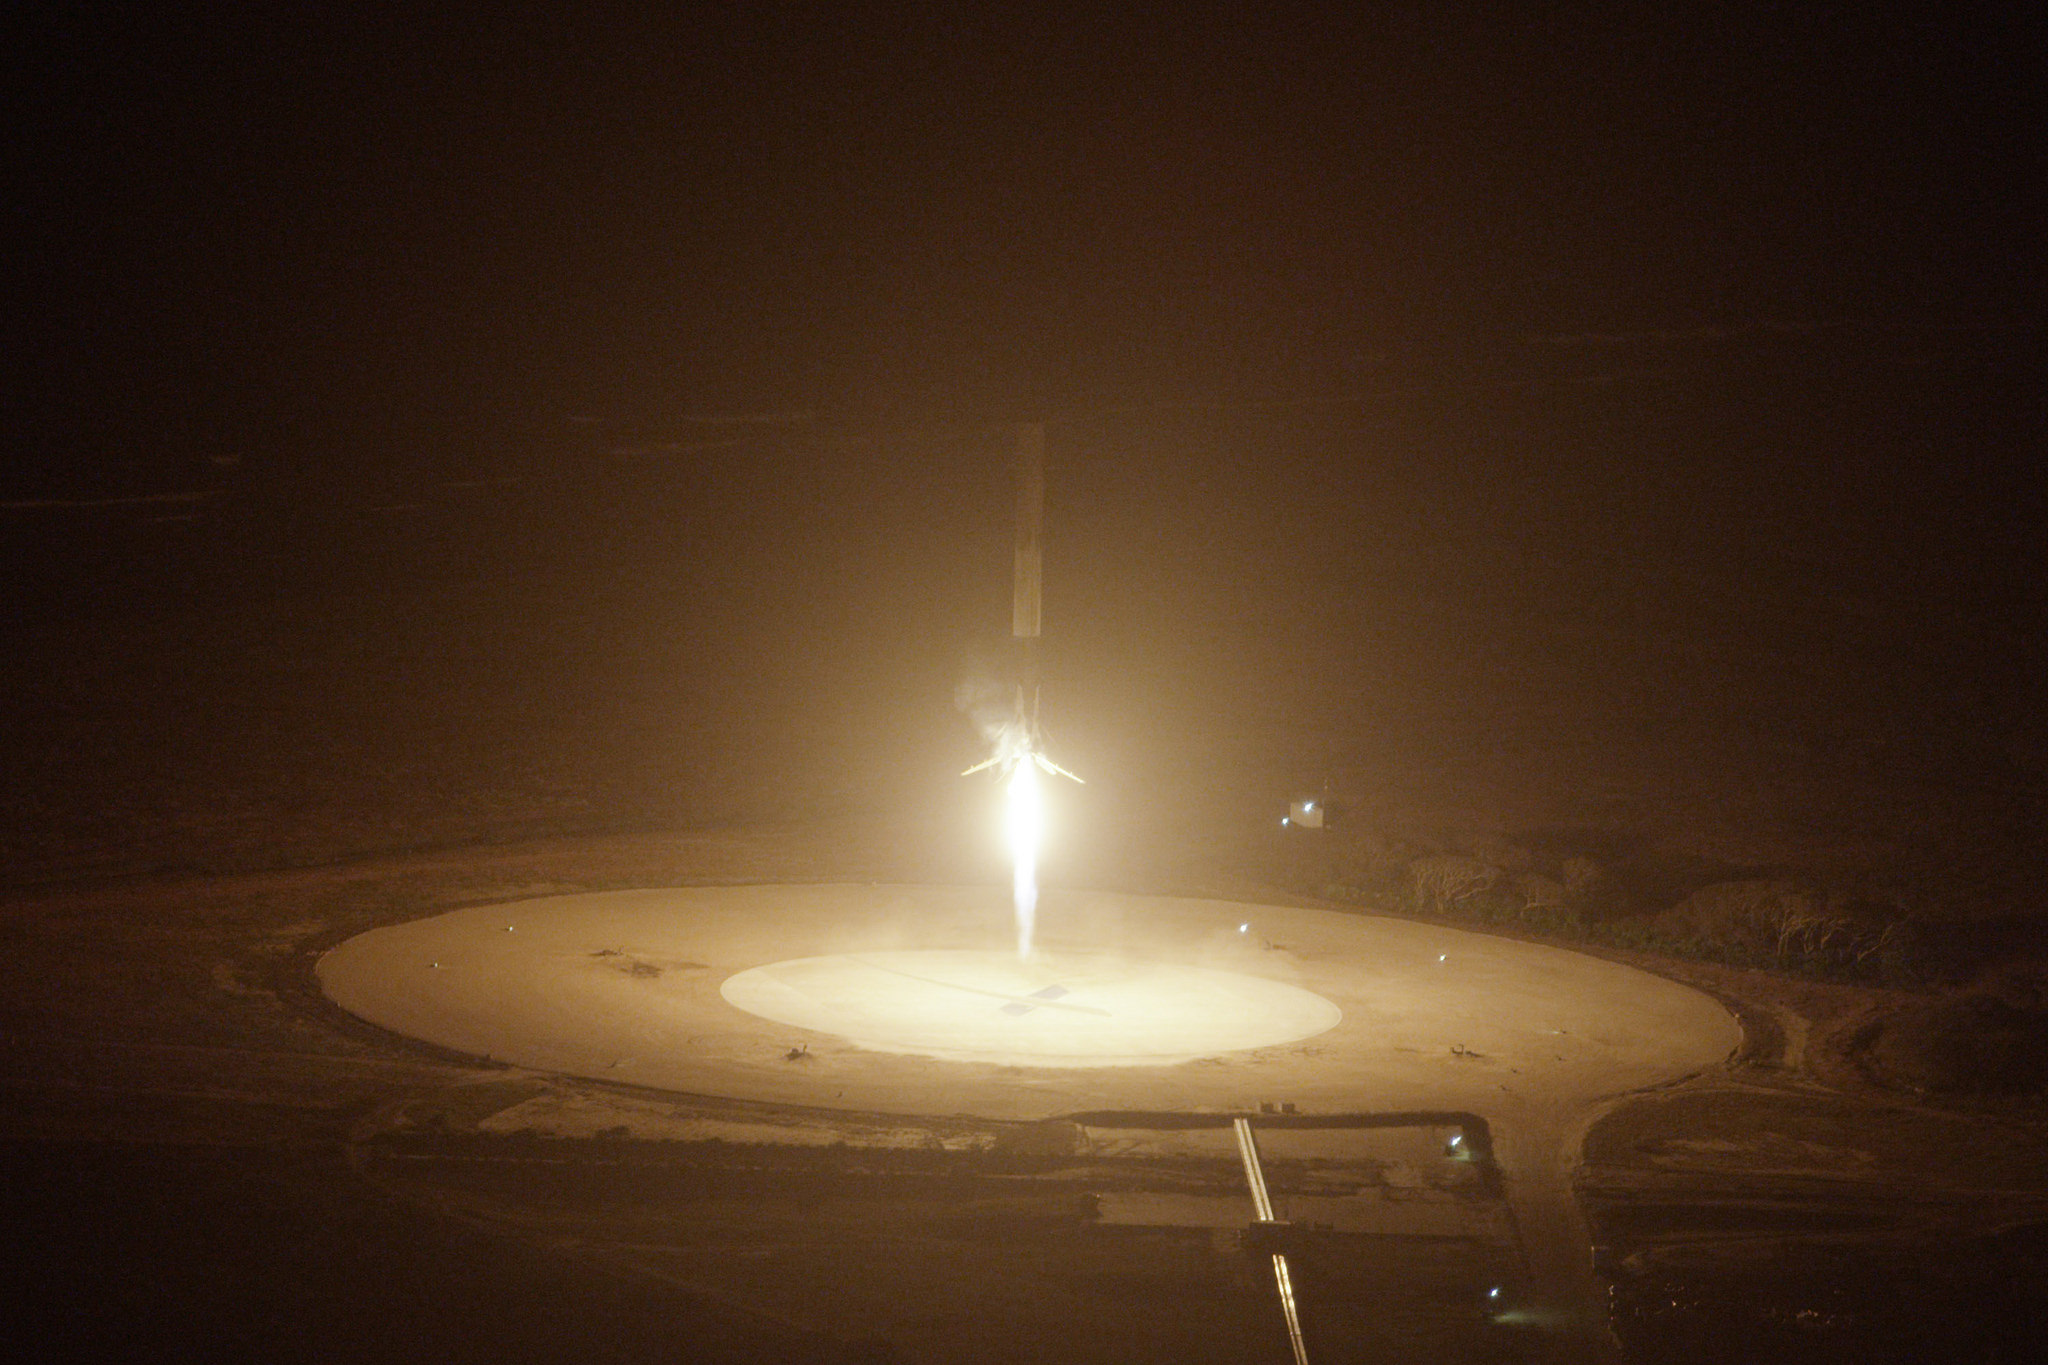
[721, 949, 1343, 1066]
[317, 884, 1740, 1122]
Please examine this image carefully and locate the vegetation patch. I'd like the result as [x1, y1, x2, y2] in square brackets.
[1304, 829, 1942, 990]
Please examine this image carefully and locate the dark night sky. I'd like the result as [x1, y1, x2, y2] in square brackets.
[0, 2, 2044, 874]
[10, 3, 2038, 481]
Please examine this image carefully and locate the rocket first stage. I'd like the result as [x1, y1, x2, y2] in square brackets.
[961, 422, 1082, 784]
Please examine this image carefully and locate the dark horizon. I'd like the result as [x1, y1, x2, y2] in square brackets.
[10, 5, 2040, 475]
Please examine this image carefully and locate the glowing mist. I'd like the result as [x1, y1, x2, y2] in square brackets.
[1005, 757, 1043, 958]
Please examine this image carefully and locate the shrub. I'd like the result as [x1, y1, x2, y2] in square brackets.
[1514, 871, 1567, 912]
[1651, 880, 1920, 980]
[1407, 855, 1502, 915]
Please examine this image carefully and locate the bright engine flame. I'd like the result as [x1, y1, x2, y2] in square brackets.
[1005, 754, 1043, 958]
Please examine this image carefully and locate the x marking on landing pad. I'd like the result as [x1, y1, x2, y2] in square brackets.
[1001, 984, 1071, 1016]
[845, 958, 1112, 1016]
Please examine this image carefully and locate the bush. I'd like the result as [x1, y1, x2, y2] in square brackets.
[1407, 855, 1501, 915]
[1328, 843, 1934, 989]
[1651, 880, 1922, 982]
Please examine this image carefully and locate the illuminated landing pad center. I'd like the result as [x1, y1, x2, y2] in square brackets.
[721, 949, 1342, 1067]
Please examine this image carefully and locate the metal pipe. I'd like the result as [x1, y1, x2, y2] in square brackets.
[1012, 422, 1043, 641]
[1234, 1118, 1309, 1364]
[1269, 1252, 1310, 1365]
[1232, 1117, 1277, 1222]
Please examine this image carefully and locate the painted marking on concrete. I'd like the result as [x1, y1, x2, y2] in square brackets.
[848, 957, 1112, 1017]
[1001, 984, 1072, 1016]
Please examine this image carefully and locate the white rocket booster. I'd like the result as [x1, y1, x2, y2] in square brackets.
[1013, 421, 1044, 642]
[961, 420, 1081, 785]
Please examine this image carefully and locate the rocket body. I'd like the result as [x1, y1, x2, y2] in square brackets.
[1013, 422, 1044, 642]
[1011, 421, 1045, 732]
[968, 421, 1079, 959]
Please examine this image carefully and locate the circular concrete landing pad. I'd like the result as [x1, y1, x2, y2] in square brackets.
[318, 884, 1740, 1121]
[721, 949, 1343, 1066]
